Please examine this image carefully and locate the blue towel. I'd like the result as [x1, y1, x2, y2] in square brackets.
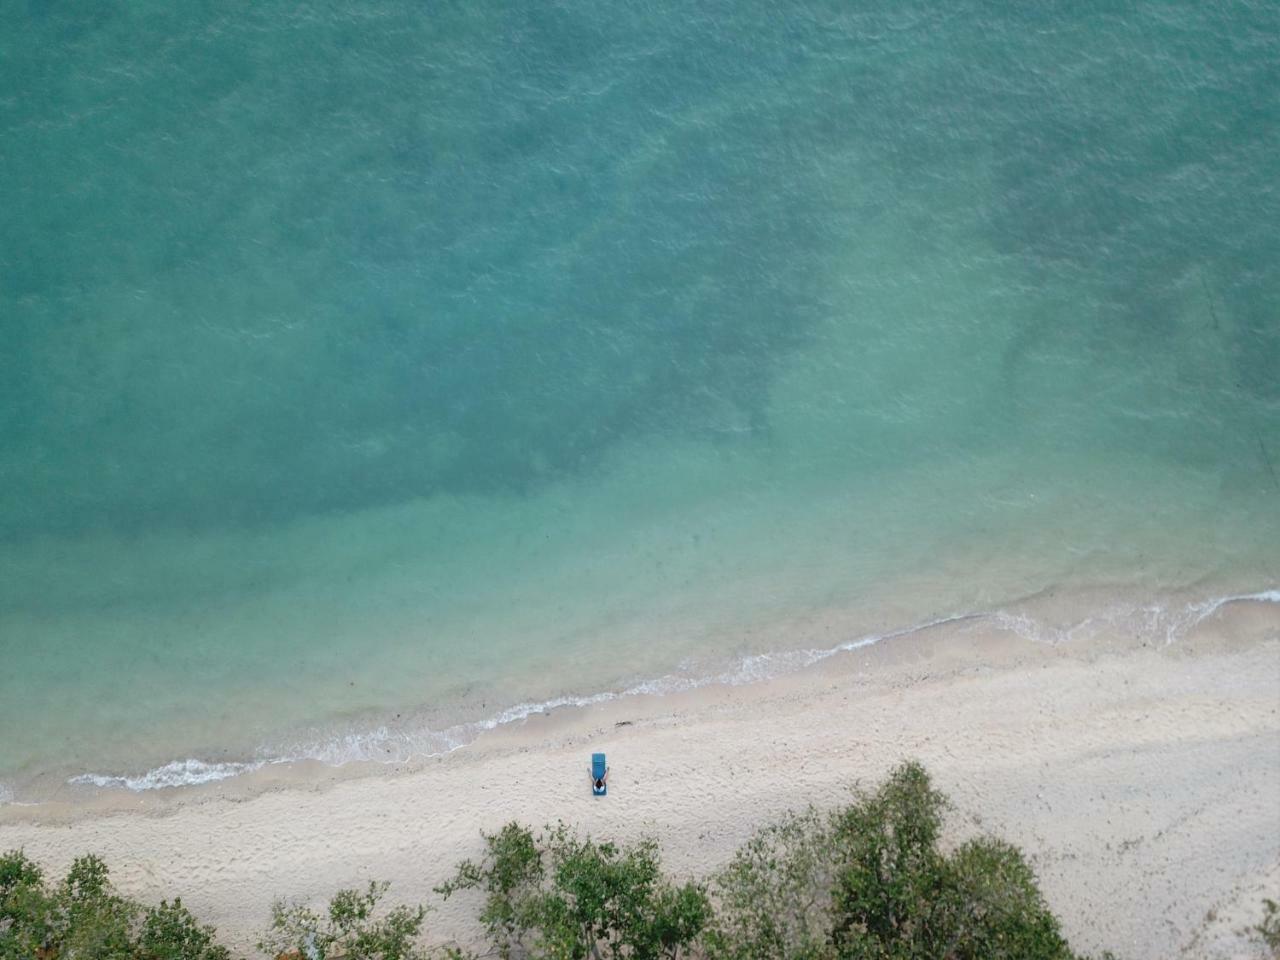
[591, 752, 607, 796]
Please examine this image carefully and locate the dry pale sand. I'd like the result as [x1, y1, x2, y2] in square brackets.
[2, 601, 1278, 959]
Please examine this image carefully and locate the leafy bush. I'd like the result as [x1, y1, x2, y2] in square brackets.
[0, 850, 43, 900]
[928, 838, 1077, 960]
[437, 822, 710, 960]
[259, 881, 428, 960]
[0, 850, 226, 960]
[704, 807, 836, 960]
[711, 762, 1095, 960]
[1, 851, 136, 960]
[139, 899, 230, 960]
[828, 761, 950, 957]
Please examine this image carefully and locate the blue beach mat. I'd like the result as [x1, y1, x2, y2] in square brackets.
[591, 752, 607, 796]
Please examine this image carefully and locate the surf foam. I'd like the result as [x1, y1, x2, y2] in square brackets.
[63, 588, 1276, 793]
[69, 758, 269, 791]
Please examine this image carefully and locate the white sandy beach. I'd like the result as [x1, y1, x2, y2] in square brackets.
[3, 600, 1278, 959]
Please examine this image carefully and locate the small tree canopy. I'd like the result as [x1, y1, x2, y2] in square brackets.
[0, 853, 143, 960]
[259, 881, 429, 960]
[437, 822, 709, 960]
[704, 807, 836, 960]
[711, 762, 1103, 960]
[138, 899, 231, 960]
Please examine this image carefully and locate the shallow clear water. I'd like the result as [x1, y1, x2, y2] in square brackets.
[1, 1, 1277, 796]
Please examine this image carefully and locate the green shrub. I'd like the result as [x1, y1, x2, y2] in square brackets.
[929, 838, 1074, 960]
[0, 849, 53, 960]
[832, 762, 1080, 959]
[0, 851, 43, 902]
[704, 807, 836, 960]
[138, 899, 230, 960]
[711, 762, 1094, 960]
[0, 852, 137, 960]
[0, 850, 229, 960]
[437, 822, 709, 960]
[828, 761, 949, 956]
[259, 881, 428, 960]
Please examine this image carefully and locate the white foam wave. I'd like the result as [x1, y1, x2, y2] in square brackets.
[478, 691, 620, 730]
[221, 611, 988, 775]
[1170, 588, 1280, 643]
[61, 617, 939, 791]
[0, 781, 14, 805]
[63, 589, 1275, 793]
[986, 588, 1279, 647]
[70, 758, 267, 791]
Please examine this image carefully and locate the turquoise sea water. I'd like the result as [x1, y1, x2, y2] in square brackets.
[1, 1, 1277, 798]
